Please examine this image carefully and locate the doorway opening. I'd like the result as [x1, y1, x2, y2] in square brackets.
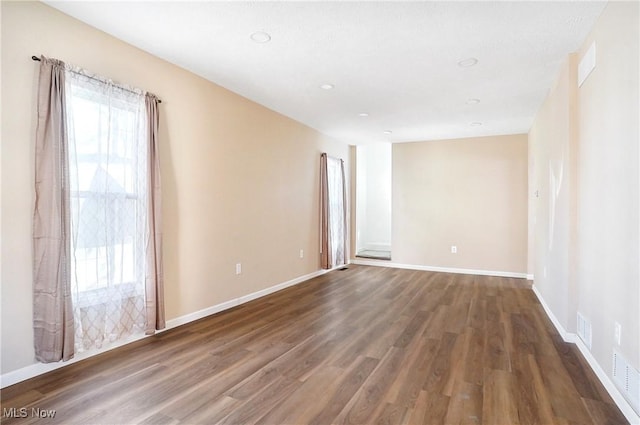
[355, 143, 392, 260]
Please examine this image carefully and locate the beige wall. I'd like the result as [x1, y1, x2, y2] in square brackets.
[529, 0, 639, 385]
[576, 1, 639, 371]
[528, 53, 578, 332]
[392, 135, 528, 274]
[0, 1, 349, 375]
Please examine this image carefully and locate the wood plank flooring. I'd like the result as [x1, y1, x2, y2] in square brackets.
[0, 265, 628, 424]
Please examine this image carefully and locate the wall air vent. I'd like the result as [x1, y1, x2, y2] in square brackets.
[612, 350, 640, 415]
[576, 312, 592, 350]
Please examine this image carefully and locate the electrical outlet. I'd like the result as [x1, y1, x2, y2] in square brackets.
[451, 246, 457, 254]
[614, 322, 621, 346]
[299, 249, 304, 259]
[235, 263, 242, 275]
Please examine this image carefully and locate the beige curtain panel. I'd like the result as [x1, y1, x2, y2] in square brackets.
[33, 56, 76, 362]
[145, 94, 165, 334]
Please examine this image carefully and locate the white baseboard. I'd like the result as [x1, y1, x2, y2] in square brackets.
[526, 273, 534, 281]
[0, 332, 150, 389]
[532, 285, 640, 424]
[0, 268, 330, 389]
[350, 259, 528, 279]
[165, 268, 329, 329]
[531, 285, 575, 343]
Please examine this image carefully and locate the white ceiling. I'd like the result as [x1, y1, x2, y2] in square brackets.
[45, 1, 607, 145]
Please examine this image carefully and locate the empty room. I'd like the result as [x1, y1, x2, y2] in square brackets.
[1, 1, 638, 424]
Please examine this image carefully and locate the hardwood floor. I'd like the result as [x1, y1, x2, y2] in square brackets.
[0, 265, 628, 424]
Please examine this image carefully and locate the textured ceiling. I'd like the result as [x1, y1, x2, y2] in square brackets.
[44, 1, 607, 145]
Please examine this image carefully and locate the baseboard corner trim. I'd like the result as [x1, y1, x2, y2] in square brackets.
[531, 284, 575, 343]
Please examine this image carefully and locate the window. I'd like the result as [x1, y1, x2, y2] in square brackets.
[66, 71, 148, 350]
[33, 56, 163, 363]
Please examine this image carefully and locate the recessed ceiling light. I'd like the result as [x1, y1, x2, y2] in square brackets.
[458, 57, 478, 67]
[466, 98, 481, 105]
[470, 122, 483, 126]
[320, 83, 334, 90]
[250, 31, 271, 43]
[383, 130, 393, 135]
[358, 113, 369, 117]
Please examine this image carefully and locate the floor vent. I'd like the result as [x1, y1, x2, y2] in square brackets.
[576, 312, 592, 350]
[613, 350, 640, 415]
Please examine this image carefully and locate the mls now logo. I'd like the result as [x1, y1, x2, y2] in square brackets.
[3, 407, 56, 418]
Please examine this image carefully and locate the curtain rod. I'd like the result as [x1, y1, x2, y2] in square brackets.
[32, 56, 162, 103]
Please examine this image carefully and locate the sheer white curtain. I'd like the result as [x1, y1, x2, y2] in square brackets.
[65, 69, 148, 351]
[327, 156, 346, 266]
[320, 153, 347, 269]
